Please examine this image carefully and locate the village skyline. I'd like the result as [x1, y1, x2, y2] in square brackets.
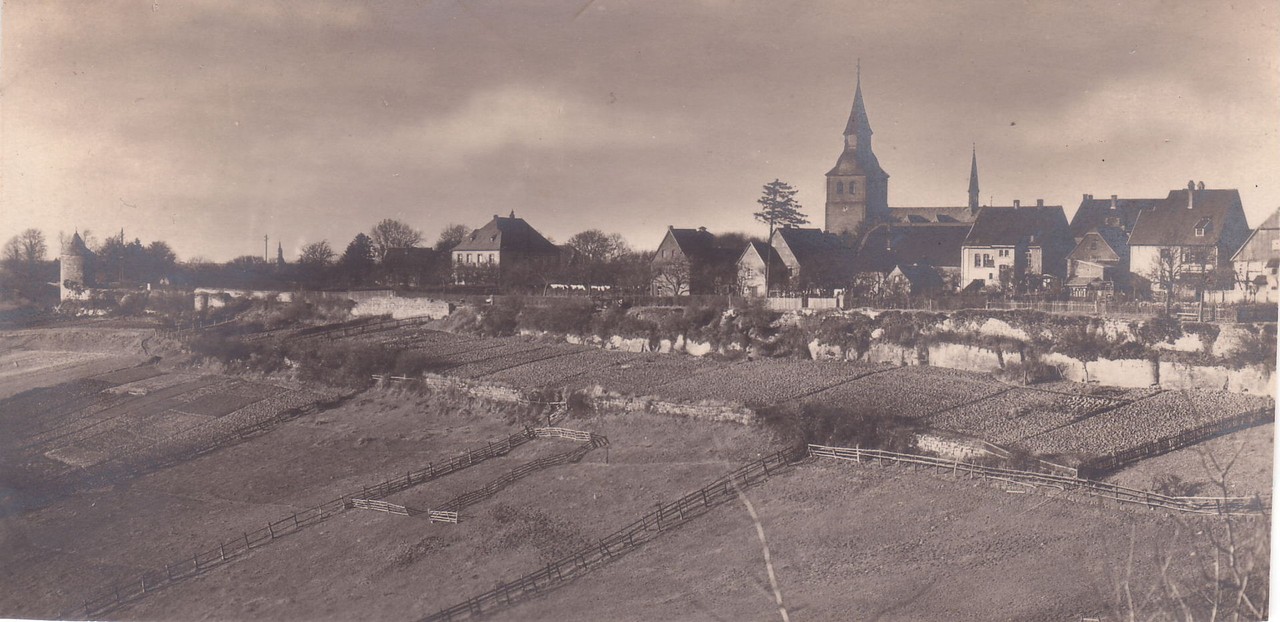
[2, 1, 1278, 262]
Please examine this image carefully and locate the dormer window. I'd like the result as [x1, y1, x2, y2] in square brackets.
[1104, 216, 1121, 227]
[1194, 218, 1211, 237]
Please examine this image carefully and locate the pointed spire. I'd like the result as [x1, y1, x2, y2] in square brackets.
[843, 59, 872, 137]
[968, 144, 980, 212]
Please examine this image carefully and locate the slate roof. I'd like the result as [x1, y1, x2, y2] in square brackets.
[1067, 226, 1128, 264]
[1069, 196, 1161, 239]
[452, 213, 559, 254]
[775, 227, 859, 283]
[857, 223, 970, 271]
[963, 205, 1071, 248]
[740, 241, 784, 267]
[63, 232, 90, 256]
[1127, 189, 1245, 247]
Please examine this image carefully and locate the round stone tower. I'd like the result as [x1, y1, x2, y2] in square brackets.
[60, 232, 91, 301]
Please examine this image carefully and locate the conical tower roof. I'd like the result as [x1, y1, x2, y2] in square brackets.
[968, 146, 980, 196]
[843, 63, 872, 136]
[64, 231, 89, 255]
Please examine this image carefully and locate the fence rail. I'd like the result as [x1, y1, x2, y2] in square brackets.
[423, 446, 805, 622]
[65, 427, 543, 620]
[532, 427, 606, 445]
[1078, 407, 1274, 478]
[350, 498, 459, 523]
[809, 444, 1267, 516]
[438, 442, 598, 514]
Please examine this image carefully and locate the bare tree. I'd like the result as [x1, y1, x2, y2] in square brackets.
[434, 224, 471, 251]
[652, 255, 692, 296]
[3, 229, 47, 264]
[369, 218, 423, 259]
[1144, 247, 1186, 314]
[299, 240, 336, 266]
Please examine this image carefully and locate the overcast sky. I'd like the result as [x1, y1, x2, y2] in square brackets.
[2, 0, 1278, 261]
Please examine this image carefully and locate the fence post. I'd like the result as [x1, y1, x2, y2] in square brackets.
[268, 523, 276, 539]
[219, 543, 226, 561]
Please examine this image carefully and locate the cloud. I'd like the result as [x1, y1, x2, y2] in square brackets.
[404, 86, 695, 165]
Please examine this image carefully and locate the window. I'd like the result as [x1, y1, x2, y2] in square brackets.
[488, 253, 495, 264]
[974, 253, 982, 267]
[982, 254, 995, 268]
[466, 253, 472, 264]
[998, 249, 1010, 258]
[836, 181, 844, 194]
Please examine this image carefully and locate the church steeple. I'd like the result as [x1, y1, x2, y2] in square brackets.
[843, 61, 873, 139]
[968, 145, 980, 213]
[825, 61, 889, 237]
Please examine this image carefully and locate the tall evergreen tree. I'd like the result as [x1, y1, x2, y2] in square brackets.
[753, 179, 807, 293]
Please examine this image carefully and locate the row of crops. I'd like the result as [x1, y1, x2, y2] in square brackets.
[336, 326, 1274, 463]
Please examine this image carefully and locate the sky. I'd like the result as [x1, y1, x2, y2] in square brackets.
[2, 0, 1278, 262]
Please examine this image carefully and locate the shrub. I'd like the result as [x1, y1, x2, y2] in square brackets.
[757, 401, 917, 451]
[477, 296, 523, 336]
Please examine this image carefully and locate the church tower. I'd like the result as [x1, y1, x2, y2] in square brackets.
[825, 64, 889, 236]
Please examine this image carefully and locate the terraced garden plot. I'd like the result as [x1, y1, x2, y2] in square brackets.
[652, 360, 888, 406]
[482, 348, 644, 388]
[1181, 390, 1273, 417]
[89, 365, 164, 386]
[1029, 381, 1163, 402]
[567, 354, 731, 396]
[177, 392, 268, 417]
[926, 389, 1120, 445]
[133, 409, 214, 440]
[803, 366, 1007, 419]
[449, 345, 587, 380]
[369, 328, 470, 350]
[1015, 390, 1248, 457]
[0, 378, 118, 443]
[421, 337, 531, 362]
[105, 372, 201, 395]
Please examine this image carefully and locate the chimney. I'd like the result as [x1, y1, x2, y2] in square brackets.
[1036, 199, 1044, 208]
[1013, 199, 1021, 209]
[1197, 181, 1205, 191]
[508, 210, 516, 218]
[1083, 193, 1093, 201]
[1187, 180, 1195, 209]
[493, 214, 499, 220]
[697, 226, 707, 233]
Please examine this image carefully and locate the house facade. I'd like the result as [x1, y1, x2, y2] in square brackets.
[1127, 183, 1251, 297]
[451, 212, 561, 287]
[1065, 226, 1130, 299]
[1231, 209, 1279, 302]
[959, 201, 1073, 292]
[650, 226, 740, 296]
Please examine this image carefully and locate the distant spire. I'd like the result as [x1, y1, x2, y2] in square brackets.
[843, 59, 872, 137]
[968, 144, 980, 212]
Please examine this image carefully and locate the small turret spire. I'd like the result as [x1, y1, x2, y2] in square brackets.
[968, 144, 980, 213]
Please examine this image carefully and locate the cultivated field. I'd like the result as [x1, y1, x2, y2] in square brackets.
[330, 326, 1275, 465]
[0, 323, 1271, 621]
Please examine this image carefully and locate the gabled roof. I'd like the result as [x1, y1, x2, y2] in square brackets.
[1067, 226, 1128, 264]
[1069, 195, 1161, 238]
[857, 223, 970, 270]
[774, 227, 859, 283]
[739, 241, 784, 267]
[889, 263, 945, 290]
[666, 227, 717, 259]
[1231, 207, 1280, 263]
[963, 205, 1072, 248]
[452, 213, 559, 254]
[382, 247, 442, 269]
[1127, 188, 1245, 247]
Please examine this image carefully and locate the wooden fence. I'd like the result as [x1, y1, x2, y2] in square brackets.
[422, 446, 804, 622]
[808, 444, 1267, 516]
[1078, 407, 1275, 478]
[65, 427, 544, 620]
[350, 498, 459, 524]
[532, 427, 606, 445]
[437, 442, 598, 514]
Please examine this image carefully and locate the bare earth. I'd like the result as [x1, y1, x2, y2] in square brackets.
[0, 325, 1271, 621]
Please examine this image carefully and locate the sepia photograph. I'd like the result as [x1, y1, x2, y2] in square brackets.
[0, 1, 1277, 620]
